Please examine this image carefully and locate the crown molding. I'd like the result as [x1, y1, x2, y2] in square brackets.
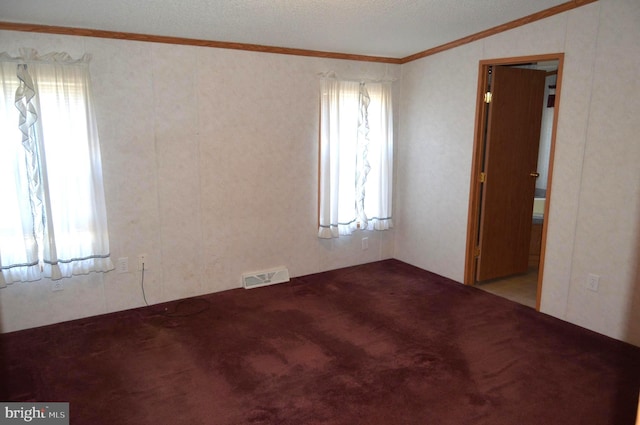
[0, 0, 597, 64]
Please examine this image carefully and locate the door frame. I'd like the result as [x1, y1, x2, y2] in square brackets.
[463, 53, 565, 311]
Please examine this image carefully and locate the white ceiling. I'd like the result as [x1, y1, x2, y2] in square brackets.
[1, 0, 571, 59]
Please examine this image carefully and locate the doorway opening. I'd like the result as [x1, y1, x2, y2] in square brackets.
[464, 53, 564, 311]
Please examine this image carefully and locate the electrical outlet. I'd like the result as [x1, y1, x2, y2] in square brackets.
[362, 237, 369, 250]
[116, 257, 129, 273]
[587, 273, 600, 292]
[51, 281, 64, 292]
[137, 254, 147, 271]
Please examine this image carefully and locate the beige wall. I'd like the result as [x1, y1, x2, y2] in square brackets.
[0, 32, 398, 332]
[395, 0, 640, 345]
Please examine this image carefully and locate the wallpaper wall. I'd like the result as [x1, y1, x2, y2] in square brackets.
[0, 31, 398, 332]
[395, 0, 640, 345]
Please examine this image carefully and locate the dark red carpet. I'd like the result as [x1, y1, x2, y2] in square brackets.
[1, 260, 638, 424]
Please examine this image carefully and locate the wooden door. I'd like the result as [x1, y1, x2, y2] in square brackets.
[476, 66, 546, 282]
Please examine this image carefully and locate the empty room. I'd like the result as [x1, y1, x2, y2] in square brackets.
[0, 0, 639, 424]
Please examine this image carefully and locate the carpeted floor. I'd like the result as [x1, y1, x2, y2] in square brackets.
[1, 259, 639, 424]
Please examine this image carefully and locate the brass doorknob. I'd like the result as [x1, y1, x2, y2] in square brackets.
[530, 172, 540, 177]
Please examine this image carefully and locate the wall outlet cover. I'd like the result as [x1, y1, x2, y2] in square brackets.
[587, 273, 600, 292]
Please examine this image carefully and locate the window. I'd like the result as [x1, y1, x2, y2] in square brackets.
[0, 50, 113, 286]
[318, 78, 393, 238]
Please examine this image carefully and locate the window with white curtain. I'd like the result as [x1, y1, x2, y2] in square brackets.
[318, 78, 393, 238]
[0, 49, 113, 286]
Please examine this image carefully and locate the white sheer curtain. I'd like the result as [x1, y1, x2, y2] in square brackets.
[0, 49, 113, 286]
[0, 59, 41, 283]
[318, 78, 393, 238]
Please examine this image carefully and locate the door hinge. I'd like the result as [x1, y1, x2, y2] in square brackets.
[474, 247, 481, 258]
[479, 172, 486, 183]
[484, 91, 492, 104]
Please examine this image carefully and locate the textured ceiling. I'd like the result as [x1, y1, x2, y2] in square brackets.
[1, 0, 572, 58]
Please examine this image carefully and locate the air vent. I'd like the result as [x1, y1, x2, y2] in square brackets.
[242, 267, 290, 289]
